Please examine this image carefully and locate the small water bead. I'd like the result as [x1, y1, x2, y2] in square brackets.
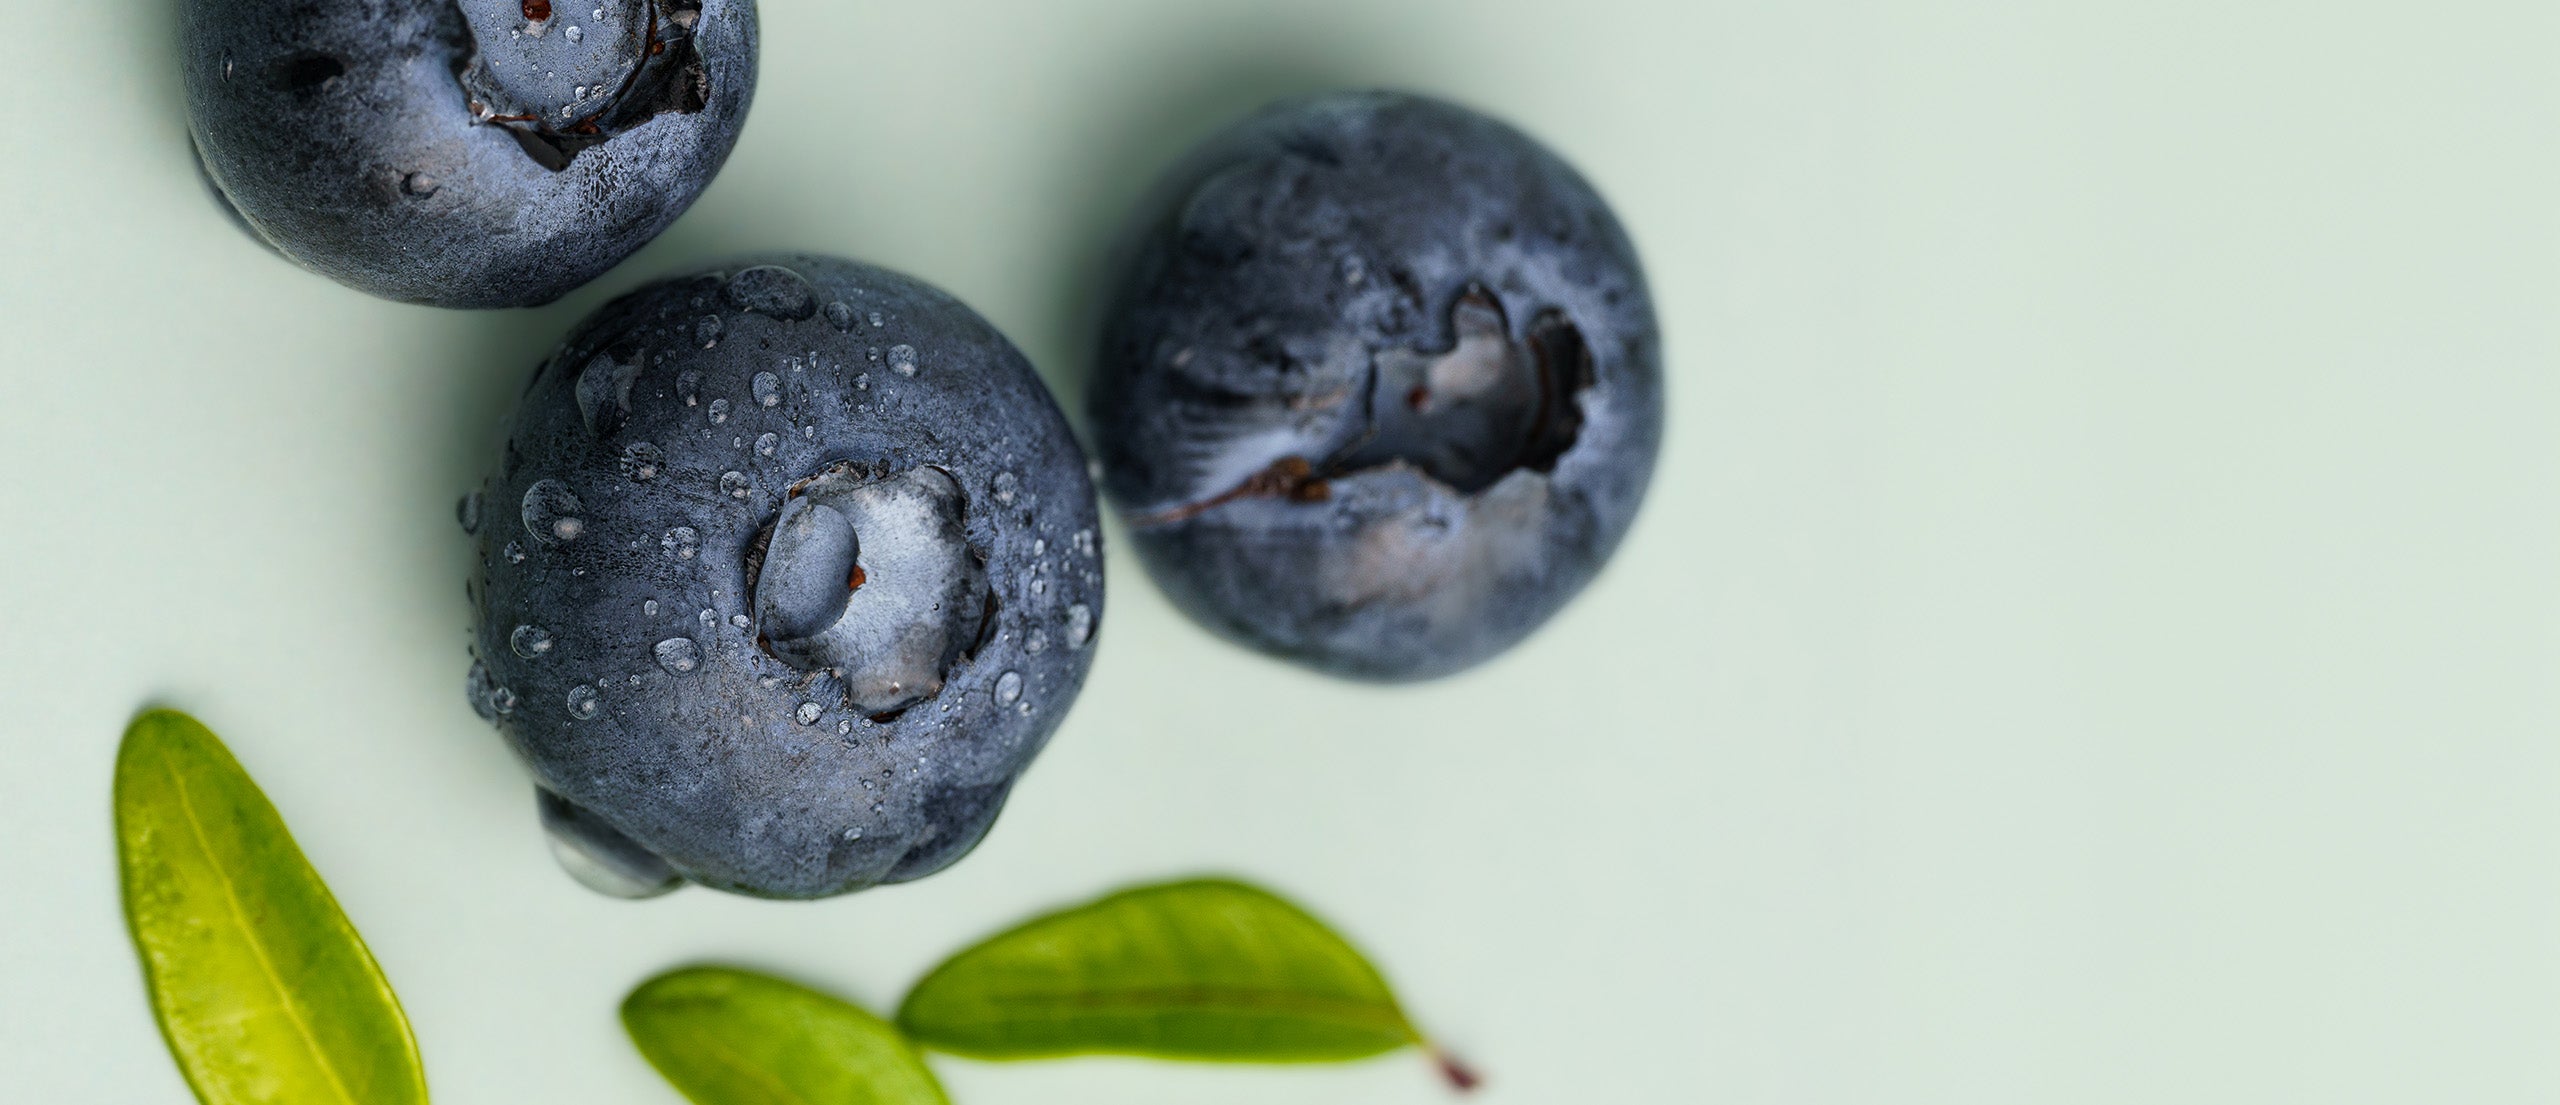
[707, 397, 730, 424]
[654, 637, 702, 675]
[564, 24, 582, 42]
[619, 442, 664, 481]
[868, 311, 885, 329]
[694, 315, 723, 347]
[663, 526, 701, 560]
[510, 625, 555, 658]
[823, 301, 856, 330]
[1031, 538, 1046, 556]
[677, 370, 703, 406]
[1026, 628, 1049, 655]
[730, 613, 751, 629]
[990, 471, 1019, 506]
[565, 684, 602, 720]
[465, 660, 498, 719]
[1030, 577, 1048, 596]
[457, 491, 483, 534]
[521, 479, 584, 544]
[489, 685, 518, 714]
[794, 702, 824, 726]
[1072, 528, 1096, 558]
[503, 541, 527, 564]
[837, 720, 853, 735]
[643, 599, 660, 616]
[1065, 603, 1093, 649]
[755, 432, 779, 457]
[993, 670, 1023, 706]
[719, 470, 751, 500]
[751, 372, 783, 408]
[887, 344, 919, 377]
[854, 373, 869, 391]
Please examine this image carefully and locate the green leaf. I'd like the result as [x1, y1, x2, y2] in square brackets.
[895, 877, 1432, 1065]
[114, 708, 427, 1105]
[624, 967, 952, 1105]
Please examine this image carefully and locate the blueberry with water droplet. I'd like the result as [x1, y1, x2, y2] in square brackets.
[464, 256, 1102, 898]
[1092, 91, 1661, 680]
[183, 0, 758, 307]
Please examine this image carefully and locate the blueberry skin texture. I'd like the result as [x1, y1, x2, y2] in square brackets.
[183, 0, 755, 308]
[1092, 91, 1661, 681]
[463, 256, 1103, 898]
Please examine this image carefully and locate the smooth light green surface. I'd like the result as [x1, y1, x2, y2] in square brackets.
[900, 879, 1418, 1061]
[626, 968, 949, 1105]
[2, 0, 2554, 1102]
[115, 710, 427, 1105]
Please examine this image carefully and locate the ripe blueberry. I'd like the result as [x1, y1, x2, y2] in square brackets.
[462, 256, 1103, 898]
[1091, 91, 1662, 681]
[184, 0, 756, 307]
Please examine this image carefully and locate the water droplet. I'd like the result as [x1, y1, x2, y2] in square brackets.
[521, 479, 584, 544]
[564, 23, 582, 42]
[402, 171, 439, 197]
[707, 397, 730, 424]
[643, 599, 660, 616]
[822, 301, 856, 330]
[565, 684, 602, 719]
[720, 470, 751, 499]
[1026, 628, 1049, 655]
[1030, 578, 1048, 596]
[755, 432, 779, 457]
[730, 613, 751, 629]
[855, 373, 869, 391]
[654, 637, 702, 675]
[619, 441, 664, 481]
[677, 370, 703, 406]
[752, 372, 782, 407]
[994, 670, 1023, 706]
[868, 311, 885, 329]
[510, 624, 554, 658]
[887, 344, 919, 377]
[1065, 604, 1093, 649]
[724, 265, 818, 320]
[842, 825, 861, 840]
[1031, 538, 1047, 556]
[1072, 528, 1097, 558]
[490, 685, 518, 714]
[694, 315, 723, 347]
[663, 526, 701, 560]
[456, 490, 483, 534]
[503, 540, 527, 564]
[837, 720, 853, 735]
[465, 661, 498, 719]
[795, 702, 824, 726]
[990, 470, 1019, 506]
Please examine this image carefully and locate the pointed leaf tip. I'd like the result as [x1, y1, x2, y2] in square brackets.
[115, 708, 425, 1105]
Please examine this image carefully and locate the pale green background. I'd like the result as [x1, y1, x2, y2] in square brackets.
[3, 0, 2554, 1100]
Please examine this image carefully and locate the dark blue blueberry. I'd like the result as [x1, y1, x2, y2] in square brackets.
[184, 0, 756, 308]
[463, 256, 1104, 898]
[1091, 91, 1661, 681]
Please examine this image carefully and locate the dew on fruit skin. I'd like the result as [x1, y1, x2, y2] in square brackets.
[752, 372, 782, 407]
[1031, 538, 1046, 556]
[731, 613, 751, 629]
[993, 670, 1023, 706]
[1030, 578, 1047, 596]
[841, 826, 861, 840]
[654, 637, 702, 675]
[823, 301, 856, 330]
[719, 470, 751, 499]
[663, 526, 701, 560]
[1026, 628, 1049, 655]
[794, 702, 824, 725]
[990, 471, 1019, 506]
[677, 371, 703, 406]
[465, 660, 498, 719]
[565, 684, 602, 719]
[707, 397, 730, 424]
[510, 624, 554, 658]
[887, 344, 919, 377]
[1065, 603, 1093, 649]
[854, 374, 869, 391]
[403, 171, 440, 198]
[564, 24, 582, 41]
[694, 316, 722, 347]
[837, 720, 853, 735]
[490, 685, 518, 714]
[619, 441, 664, 481]
[503, 540, 527, 564]
[755, 432, 779, 457]
[643, 599, 660, 616]
[1071, 528, 1096, 558]
[521, 479, 584, 544]
[457, 491, 483, 534]
[868, 311, 885, 329]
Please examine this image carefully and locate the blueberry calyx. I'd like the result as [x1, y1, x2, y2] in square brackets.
[748, 463, 995, 719]
[455, 0, 714, 170]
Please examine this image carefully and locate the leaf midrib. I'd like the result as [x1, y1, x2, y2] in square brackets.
[959, 983, 1412, 1036]
[161, 750, 364, 1105]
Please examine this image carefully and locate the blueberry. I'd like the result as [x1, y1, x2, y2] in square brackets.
[1091, 91, 1661, 681]
[184, 0, 756, 308]
[463, 256, 1103, 898]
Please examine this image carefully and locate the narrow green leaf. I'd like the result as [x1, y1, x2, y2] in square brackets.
[114, 708, 427, 1105]
[896, 877, 1434, 1065]
[624, 967, 952, 1105]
